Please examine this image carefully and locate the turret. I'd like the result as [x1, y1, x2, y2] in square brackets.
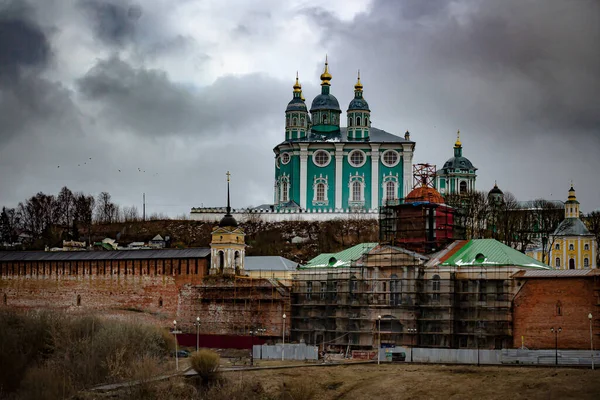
[347, 70, 371, 141]
[565, 183, 580, 218]
[488, 181, 504, 206]
[310, 56, 341, 136]
[454, 130, 463, 157]
[285, 72, 308, 141]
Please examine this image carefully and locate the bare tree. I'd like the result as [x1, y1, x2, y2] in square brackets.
[16, 192, 58, 239]
[445, 191, 490, 240]
[0, 207, 19, 243]
[56, 186, 75, 227]
[74, 192, 95, 244]
[122, 206, 141, 222]
[584, 211, 600, 267]
[95, 192, 119, 224]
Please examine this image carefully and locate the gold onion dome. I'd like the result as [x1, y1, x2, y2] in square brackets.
[320, 55, 332, 85]
[293, 71, 302, 93]
[454, 129, 462, 147]
[354, 70, 363, 91]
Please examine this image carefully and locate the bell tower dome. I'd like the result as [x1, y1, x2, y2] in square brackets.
[310, 56, 341, 138]
[285, 72, 309, 141]
[347, 70, 371, 141]
[209, 171, 246, 276]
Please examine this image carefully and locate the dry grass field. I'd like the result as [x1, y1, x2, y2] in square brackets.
[231, 363, 600, 400]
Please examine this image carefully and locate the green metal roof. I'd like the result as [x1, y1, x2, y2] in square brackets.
[301, 243, 378, 269]
[440, 239, 551, 269]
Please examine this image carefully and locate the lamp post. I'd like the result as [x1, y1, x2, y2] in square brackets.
[407, 328, 417, 362]
[173, 320, 179, 371]
[250, 328, 255, 367]
[282, 313, 286, 361]
[550, 327, 562, 366]
[589, 313, 595, 370]
[378, 315, 382, 365]
[195, 316, 200, 352]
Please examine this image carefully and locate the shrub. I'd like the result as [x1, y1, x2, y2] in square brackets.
[190, 349, 221, 384]
[278, 378, 317, 400]
[16, 363, 74, 400]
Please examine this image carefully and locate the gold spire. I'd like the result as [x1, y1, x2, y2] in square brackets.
[320, 55, 332, 86]
[354, 69, 363, 91]
[494, 180, 498, 188]
[293, 71, 302, 93]
[454, 129, 462, 147]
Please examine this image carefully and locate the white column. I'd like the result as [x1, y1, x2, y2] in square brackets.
[299, 144, 308, 210]
[578, 239, 582, 269]
[335, 144, 344, 210]
[371, 144, 380, 209]
[402, 143, 414, 198]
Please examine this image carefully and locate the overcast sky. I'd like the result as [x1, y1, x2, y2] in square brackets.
[1, 0, 599, 216]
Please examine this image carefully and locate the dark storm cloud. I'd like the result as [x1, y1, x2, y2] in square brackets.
[0, 1, 50, 78]
[303, 0, 600, 143]
[79, 0, 141, 46]
[77, 56, 287, 138]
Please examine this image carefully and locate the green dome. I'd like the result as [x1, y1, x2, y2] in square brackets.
[310, 93, 341, 112]
[442, 156, 475, 171]
[286, 97, 307, 112]
[348, 97, 370, 111]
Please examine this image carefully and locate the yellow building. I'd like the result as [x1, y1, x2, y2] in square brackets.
[209, 172, 246, 275]
[529, 186, 597, 269]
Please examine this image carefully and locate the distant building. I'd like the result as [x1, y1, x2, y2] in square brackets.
[528, 185, 597, 269]
[149, 234, 166, 249]
[435, 131, 477, 196]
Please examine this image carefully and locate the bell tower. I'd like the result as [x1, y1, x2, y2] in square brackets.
[209, 171, 246, 276]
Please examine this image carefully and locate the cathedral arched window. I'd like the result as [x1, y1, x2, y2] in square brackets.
[322, 114, 328, 124]
[460, 181, 468, 194]
[234, 251, 241, 271]
[301, 117, 305, 127]
[555, 257, 560, 268]
[569, 244, 574, 251]
[356, 116, 361, 126]
[77, 295, 81, 307]
[386, 181, 396, 201]
[555, 243, 560, 250]
[316, 183, 325, 202]
[281, 180, 289, 202]
[569, 258, 575, 269]
[584, 244, 589, 251]
[365, 116, 369, 126]
[292, 117, 297, 126]
[584, 258, 589, 268]
[332, 115, 337, 124]
[349, 117, 353, 127]
[352, 181, 361, 202]
[556, 301, 562, 316]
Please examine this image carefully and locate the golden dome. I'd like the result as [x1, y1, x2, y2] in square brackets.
[320, 55, 332, 86]
[354, 70, 363, 91]
[454, 129, 462, 147]
[293, 71, 302, 93]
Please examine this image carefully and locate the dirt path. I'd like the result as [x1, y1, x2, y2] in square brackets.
[236, 364, 600, 400]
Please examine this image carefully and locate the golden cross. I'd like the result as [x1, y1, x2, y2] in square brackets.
[226, 171, 231, 183]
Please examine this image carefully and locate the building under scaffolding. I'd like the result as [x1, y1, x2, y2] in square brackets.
[379, 163, 465, 254]
[290, 240, 552, 351]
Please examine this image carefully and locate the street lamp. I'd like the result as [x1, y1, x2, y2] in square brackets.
[173, 320, 179, 371]
[589, 313, 594, 370]
[282, 313, 287, 361]
[407, 328, 417, 362]
[250, 327, 266, 367]
[195, 316, 200, 352]
[550, 327, 562, 366]
[378, 315, 382, 365]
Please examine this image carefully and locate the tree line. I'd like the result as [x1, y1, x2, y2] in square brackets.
[0, 186, 167, 246]
[445, 190, 600, 264]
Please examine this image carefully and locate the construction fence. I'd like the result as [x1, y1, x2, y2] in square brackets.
[379, 347, 599, 366]
[253, 343, 319, 361]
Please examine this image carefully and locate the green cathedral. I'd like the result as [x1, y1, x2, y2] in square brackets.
[273, 58, 415, 212]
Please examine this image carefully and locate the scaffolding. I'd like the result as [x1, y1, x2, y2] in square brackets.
[290, 245, 516, 351]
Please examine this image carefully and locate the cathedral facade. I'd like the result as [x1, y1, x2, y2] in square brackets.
[273, 60, 415, 213]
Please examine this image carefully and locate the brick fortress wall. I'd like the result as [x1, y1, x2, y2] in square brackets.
[513, 277, 599, 349]
[0, 256, 209, 327]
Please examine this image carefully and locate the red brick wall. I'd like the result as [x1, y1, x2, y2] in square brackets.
[0, 257, 209, 328]
[513, 277, 597, 349]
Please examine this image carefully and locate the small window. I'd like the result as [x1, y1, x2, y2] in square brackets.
[322, 114, 327, 124]
[77, 295, 81, 307]
[356, 116, 361, 126]
[432, 275, 441, 302]
[349, 117, 353, 127]
[381, 150, 399, 167]
[281, 153, 291, 164]
[158, 297, 163, 308]
[569, 259, 575, 270]
[348, 150, 365, 167]
[584, 244, 589, 251]
[555, 257, 561, 268]
[569, 244, 574, 251]
[556, 301, 562, 316]
[460, 181, 468, 194]
[555, 243, 560, 250]
[352, 181, 362, 202]
[3, 293, 7, 305]
[478, 280, 487, 301]
[313, 150, 330, 167]
[306, 281, 312, 300]
[584, 258, 589, 268]
[316, 183, 326, 202]
[320, 282, 326, 300]
[385, 181, 396, 201]
[292, 117, 297, 126]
